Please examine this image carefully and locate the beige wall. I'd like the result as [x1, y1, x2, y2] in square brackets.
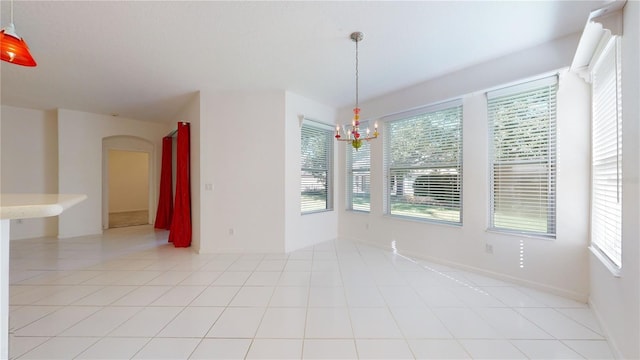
[199, 90, 288, 253]
[0, 106, 58, 240]
[57, 109, 171, 238]
[0, 106, 171, 239]
[108, 150, 149, 213]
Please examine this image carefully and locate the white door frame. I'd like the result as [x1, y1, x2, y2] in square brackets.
[102, 136, 156, 230]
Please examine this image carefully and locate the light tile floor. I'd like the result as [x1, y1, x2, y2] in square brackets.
[8, 225, 614, 359]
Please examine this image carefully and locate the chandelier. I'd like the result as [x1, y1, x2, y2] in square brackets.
[335, 31, 378, 150]
[0, 0, 37, 66]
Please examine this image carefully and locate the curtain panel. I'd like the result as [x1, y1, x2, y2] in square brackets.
[169, 122, 192, 247]
[154, 136, 173, 230]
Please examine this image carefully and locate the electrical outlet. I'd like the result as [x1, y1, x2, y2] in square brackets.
[228, 228, 234, 236]
[16, 219, 23, 224]
[485, 244, 493, 254]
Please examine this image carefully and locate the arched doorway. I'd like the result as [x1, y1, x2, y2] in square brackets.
[102, 136, 156, 229]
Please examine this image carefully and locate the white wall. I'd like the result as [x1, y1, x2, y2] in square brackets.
[198, 90, 287, 253]
[589, 2, 640, 358]
[171, 92, 201, 251]
[0, 106, 58, 240]
[192, 90, 337, 254]
[342, 33, 581, 124]
[57, 109, 170, 238]
[338, 34, 593, 300]
[108, 150, 149, 213]
[284, 92, 339, 253]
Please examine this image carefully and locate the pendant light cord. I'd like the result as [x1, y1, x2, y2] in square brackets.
[10, 0, 14, 24]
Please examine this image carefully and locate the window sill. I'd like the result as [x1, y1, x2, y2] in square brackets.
[485, 228, 555, 241]
[346, 209, 370, 214]
[301, 209, 334, 216]
[589, 246, 621, 278]
[383, 213, 462, 228]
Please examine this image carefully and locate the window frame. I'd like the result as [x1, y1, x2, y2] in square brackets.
[487, 76, 558, 238]
[300, 119, 334, 214]
[589, 35, 623, 272]
[383, 99, 464, 225]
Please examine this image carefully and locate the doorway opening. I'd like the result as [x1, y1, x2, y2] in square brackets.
[102, 136, 156, 230]
[107, 150, 150, 228]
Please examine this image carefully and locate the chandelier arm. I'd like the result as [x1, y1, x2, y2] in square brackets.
[336, 134, 378, 143]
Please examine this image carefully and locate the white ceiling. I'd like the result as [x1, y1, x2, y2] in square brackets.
[0, 1, 602, 123]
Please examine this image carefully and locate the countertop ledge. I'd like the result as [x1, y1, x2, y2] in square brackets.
[0, 194, 87, 220]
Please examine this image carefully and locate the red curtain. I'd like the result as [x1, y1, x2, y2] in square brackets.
[169, 122, 192, 247]
[154, 136, 173, 230]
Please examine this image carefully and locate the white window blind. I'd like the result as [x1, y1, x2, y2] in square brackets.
[301, 120, 333, 213]
[488, 76, 557, 237]
[591, 37, 622, 268]
[384, 100, 463, 223]
[347, 121, 371, 212]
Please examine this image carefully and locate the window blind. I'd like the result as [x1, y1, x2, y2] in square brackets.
[591, 37, 622, 268]
[301, 120, 333, 213]
[488, 76, 557, 236]
[384, 100, 463, 223]
[347, 121, 371, 212]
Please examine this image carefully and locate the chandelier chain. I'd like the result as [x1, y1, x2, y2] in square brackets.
[355, 37, 359, 109]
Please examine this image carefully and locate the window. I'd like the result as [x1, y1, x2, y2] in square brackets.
[384, 100, 463, 223]
[347, 121, 371, 212]
[591, 37, 622, 269]
[301, 120, 333, 213]
[488, 76, 557, 237]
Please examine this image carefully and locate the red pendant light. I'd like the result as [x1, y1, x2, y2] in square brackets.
[1, 0, 36, 67]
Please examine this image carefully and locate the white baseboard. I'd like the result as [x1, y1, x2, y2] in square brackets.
[341, 237, 588, 302]
[109, 209, 149, 214]
[588, 298, 623, 359]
